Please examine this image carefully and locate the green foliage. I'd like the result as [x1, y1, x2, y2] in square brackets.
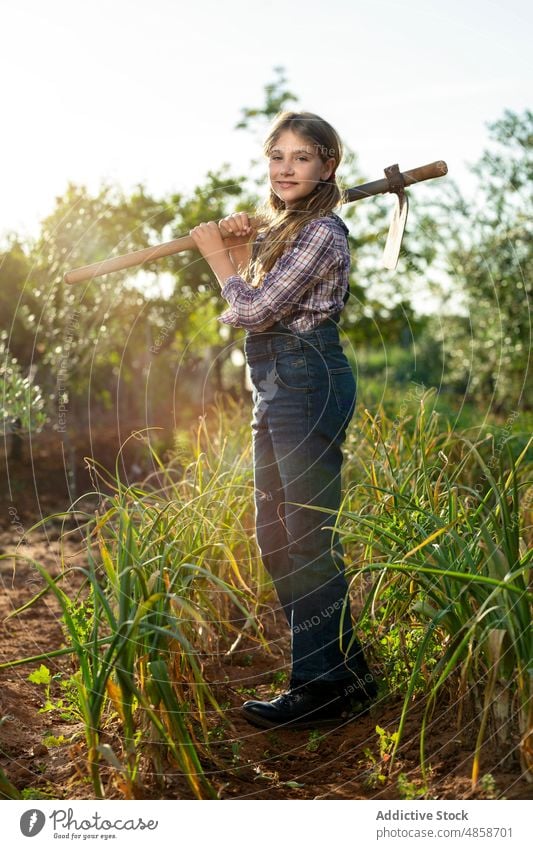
[42, 734, 68, 748]
[3, 403, 267, 799]
[28, 183, 171, 411]
[27, 664, 83, 721]
[60, 597, 95, 648]
[235, 65, 298, 130]
[336, 390, 533, 786]
[270, 669, 288, 691]
[426, 108, 533, 409]
[0, 340, 46, 434]
[479, 773, 499, 799]
[374, 621, 440, 695]
[21, 786, 59, 800]
[363, 725, 399, 788]
[27, 664, 52, 686]
[306, 730, 324, 752]
[396, 771, 429, 799]
[376, 724, 399, 759]
[0, 733, 22, 799]
[0, 238, 36, 364]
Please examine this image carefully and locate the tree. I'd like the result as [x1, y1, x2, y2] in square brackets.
[22, 182, 174, 421]
[0, 239, 37, 365]
[1, 339, 46, 460]
[236, 65, 298, 131]
[429, 109, 532, 410]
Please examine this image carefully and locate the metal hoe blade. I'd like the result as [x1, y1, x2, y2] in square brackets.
[382, 163, 409, 270]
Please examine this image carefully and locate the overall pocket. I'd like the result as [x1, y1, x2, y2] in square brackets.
[273, 350, 312, 393]
[328, 366, 356, 418]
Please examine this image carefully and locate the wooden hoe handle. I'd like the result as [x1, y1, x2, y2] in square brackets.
[64, 160, 447, 285]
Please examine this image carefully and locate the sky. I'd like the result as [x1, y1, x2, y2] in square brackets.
[1, 0, 531, 245]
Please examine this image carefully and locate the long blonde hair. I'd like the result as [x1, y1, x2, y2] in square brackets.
[246, 111, 346, 288]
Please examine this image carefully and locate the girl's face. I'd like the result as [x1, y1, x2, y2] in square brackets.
[267, 129, 336, 208]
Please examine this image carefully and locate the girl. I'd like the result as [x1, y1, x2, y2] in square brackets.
[190, 111, 377, 730]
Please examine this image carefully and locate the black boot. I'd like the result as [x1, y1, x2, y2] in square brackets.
[241, 674, 377, 730]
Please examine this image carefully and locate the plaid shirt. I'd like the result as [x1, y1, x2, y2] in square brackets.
[217, 213, 350, 333]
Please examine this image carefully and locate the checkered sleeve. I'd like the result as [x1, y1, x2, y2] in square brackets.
[217, 219, 340, 332]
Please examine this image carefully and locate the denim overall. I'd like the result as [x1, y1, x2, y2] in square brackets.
[244, 313, 368, 685]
